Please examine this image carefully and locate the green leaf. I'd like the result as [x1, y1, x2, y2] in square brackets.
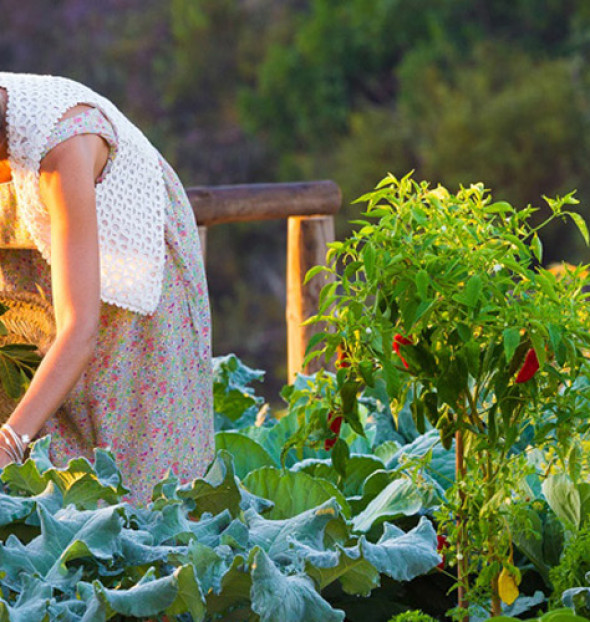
[203, 552, 253, 618]
[460, 341, 481, 378]
[318, 282, 338, 313]
[250, 548, 345, 622]
[535, 270, 560, 304]
[362, 243, 376, 282]
[530, 331, 547, 369]
[457, 323, 472, 342]
[177, 450, 243, 518]
[554, 600, 590, 622]
[296, 518, 440, 596]
[436, 360, 467, 408]
[294, 455, 383, 498]
[374, 442, 401, 466]
[503, 327, 521, 363]
[548, 323, 566, 366]
[166, 564, 207, 621]
[361, 517, 441, 581]
[91, 567, 186, 619]
[422, 391, 439, 427]
[57, 461, 124, 509]
[304, 265, 328, 285]
[0, 356, 23, 399]
[485, 201, 514, 214]
[242, 467, 350, 519]
[301, 543, 380, 597]
[382, 358, 402, 398]
[567, 211, 590, 245]
[1, 451, 48, 496]
[412, 400, 425, 435]
[181, 541, 229, 596]
[331, 439, 350, 478]
[510, 507, 552, 585]
[531, 233, 543, 262]
[215, 432, 277, 479]
[358, 361, 375, 387]
[452, 275, 483, 309]
[463, 275, 483, 308]
[0, 502, 125, 588]
[542, 473, 581, 530]
[416, 269, 430, 300]
[340, 381, 363, 435]
[388, 430, 455, 491]
[305, 331, 327, 357]
[352, 477, 423, 532]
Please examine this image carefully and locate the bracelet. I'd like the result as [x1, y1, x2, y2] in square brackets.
[3, 423, 30, 453]
[0, 444, 18, 463]
[0, 424, 31, 464]
[0, 429, 21, 463]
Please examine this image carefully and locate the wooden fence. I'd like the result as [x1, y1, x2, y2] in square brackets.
[186, 181, 341, 381]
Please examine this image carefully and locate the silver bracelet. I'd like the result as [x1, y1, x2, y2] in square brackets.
[0, 429, 21, 463]
[0, 424, 30, 463]
[0, 444, 18, 463]
[2, 423, 30, 457]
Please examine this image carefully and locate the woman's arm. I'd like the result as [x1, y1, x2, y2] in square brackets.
[0, 129, 107, 466]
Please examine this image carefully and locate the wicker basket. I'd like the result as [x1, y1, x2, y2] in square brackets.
[0, 291, 56, 421]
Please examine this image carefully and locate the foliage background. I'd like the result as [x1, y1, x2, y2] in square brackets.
[2, 0, 590, 400]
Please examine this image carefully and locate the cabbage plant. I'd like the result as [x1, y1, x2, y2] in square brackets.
[0, 432, 441, 621]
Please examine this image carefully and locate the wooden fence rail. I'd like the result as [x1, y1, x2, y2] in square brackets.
[186, 181, 341, 381]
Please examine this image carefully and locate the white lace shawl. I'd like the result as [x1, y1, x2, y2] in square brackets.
[0, 72, 167, 315]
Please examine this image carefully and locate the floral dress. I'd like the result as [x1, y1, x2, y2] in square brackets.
[0, 108, 215, 507]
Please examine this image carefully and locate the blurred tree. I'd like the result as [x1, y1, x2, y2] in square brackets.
[240, 0, 590, 264]
[3, 0, 590, 399]
[239, 0, 578, 150]
[399, 45, 590, 207]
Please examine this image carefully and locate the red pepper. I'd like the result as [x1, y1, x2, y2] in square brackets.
[393, 334, 413, 369]
[336, 345, 351, 369]
[324, 412, 343, 451]
[515, 348, 539, 383]
[436, 534, 448, 569]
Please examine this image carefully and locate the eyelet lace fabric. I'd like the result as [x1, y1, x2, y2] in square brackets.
[0, 72, 167, 315]
[41, 107, 118, 184]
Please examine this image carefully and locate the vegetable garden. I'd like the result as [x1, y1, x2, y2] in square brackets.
[1, 173, 590, 621]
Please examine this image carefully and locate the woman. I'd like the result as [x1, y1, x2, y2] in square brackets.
[0, 72, 214, 506]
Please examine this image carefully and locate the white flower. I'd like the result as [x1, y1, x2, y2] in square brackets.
[441, 225, 447, 232]
[492, 263, 502, 273]
[365, 327, 372, 335]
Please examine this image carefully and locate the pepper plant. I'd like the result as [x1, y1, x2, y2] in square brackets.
[296, 173, 590, 618]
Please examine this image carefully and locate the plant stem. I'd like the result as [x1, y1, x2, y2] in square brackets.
[465, 390, 485, 432]
[491, 573, 502, 617]
[456, 428, 469, 622]
[486, 453, 502, 618]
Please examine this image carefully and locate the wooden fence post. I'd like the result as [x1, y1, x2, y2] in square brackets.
[188, 181, 342, 382]
[198, 226, 207, 259]
[286, 215, 335, 381]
